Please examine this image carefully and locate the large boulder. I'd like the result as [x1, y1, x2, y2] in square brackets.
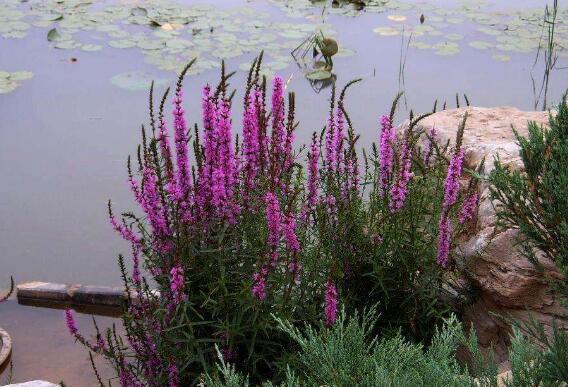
[417, 106, 566, 363]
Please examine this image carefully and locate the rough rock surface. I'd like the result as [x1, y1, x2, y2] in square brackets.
[0, 326, 12, 369]
[418, 106, 566, 363]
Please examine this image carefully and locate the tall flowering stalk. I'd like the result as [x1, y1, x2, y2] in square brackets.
[423, 126, 437, 166]
[389, 129, 413, 213]
[324, 280, 338, 327]
[265, 191, 282, 266]
[302, 133, 320, 221]
[379, 115, 396, 197]
[242, 90, 261, 197]
[437, 113, 468, 268]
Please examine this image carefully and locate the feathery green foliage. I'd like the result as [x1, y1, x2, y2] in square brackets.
[205, 310, 492, 387]
[489, 92, 568, 385]
[489, 92, 568, 295]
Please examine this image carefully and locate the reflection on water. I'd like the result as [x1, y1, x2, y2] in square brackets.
[0, 299, 117, 385]
[0, 0, 567, 383]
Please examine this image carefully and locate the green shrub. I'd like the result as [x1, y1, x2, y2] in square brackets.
[204, 310, 496, 387]
[489, 93, 568, 294]
[489, 93, 568, 385]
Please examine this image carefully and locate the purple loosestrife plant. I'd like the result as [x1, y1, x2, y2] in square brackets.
[389, 128, 413, 213]
[69, 57, 477, 386]
[435, 113, 468, 268]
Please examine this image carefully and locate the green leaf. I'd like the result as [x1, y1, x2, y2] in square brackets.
[47, 28, 61, 42]
[306, 69, 332, 80]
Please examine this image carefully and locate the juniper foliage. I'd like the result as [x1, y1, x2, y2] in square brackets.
[489, 93, 568, 385]
[489, 92, 568, 293]
[205, 311, 492, 387]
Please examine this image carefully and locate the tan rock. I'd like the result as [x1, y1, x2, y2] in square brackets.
[417, 106, 567, 363]
[419, 106, 552, 172]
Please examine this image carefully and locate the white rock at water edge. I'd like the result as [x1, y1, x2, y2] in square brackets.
[4, 381, 59, 387]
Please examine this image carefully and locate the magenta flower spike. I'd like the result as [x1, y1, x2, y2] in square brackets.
[389, 138, 413, 213]
[268, 75, 286, 189]
[324, 280, 338, 327]
[65, 309, 78, 336]
[172, 89, 192, 210]
[442, 149, 465, 212]
[302, 134, 320, 221]
[458, 191, 479, 224]
[334, 107, 345, 172]
[379, 115, 396, 197]
[242, 90, 261, 196]
[437, 215, 451, 268]
[265, 191, 282, 265]
[252, 266, 268, 301]
[283, 214, 300, 256]
[325, 111, 336, 172]
[169, 265, 186, 306]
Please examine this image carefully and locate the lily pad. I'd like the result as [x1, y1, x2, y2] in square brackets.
[9, 71, 33, 81]
[493, 54, 511, 62]
[387, 15, 407, 22]
[410, 41, 432, 49]
[109, 40, 136, 49]
[469, 41, 494, 50]
[110, 71, 169, 92]
[306, 69, 332, 81]
[373, 26, 400, 36]
[445, 33, 464, 41]
[47, 28, 61, 41]
[54, 40, 79, 49]
[81, 44, 103, 52]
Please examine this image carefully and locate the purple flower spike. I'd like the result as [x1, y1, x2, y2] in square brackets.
[65, 309, 78, 336]
[170, 265, 186, 305]
[324, 280, 338, 327]
[437, 215, 451, 268]
[389, 137, 413, 213]
[379, 115, 396, 197]
[443, 149, 465, 211]
[458, 191, 479, 224]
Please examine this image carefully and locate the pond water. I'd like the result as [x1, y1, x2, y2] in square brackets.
[0, 0, 567, 384]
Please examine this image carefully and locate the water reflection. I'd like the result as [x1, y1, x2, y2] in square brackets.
[0, 299, 118, 385]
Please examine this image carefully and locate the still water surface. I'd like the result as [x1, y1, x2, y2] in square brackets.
[0, 0, 567, 384]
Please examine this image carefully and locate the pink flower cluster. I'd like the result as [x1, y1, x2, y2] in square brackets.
[170, 265, 186, 305]
[324, 280, 338, 327]
[379, 115, 396, 197]
[459, 191, 479, 224]
[389, 136, 413, 212]
[437, 148, 465, 267]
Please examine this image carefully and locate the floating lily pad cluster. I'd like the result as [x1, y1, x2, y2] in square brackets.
[370, 1, 568, 62]
[269, 0, 414, 18]
[0, 70, 33, 94]
[0, 0, 351, 82]
[270, 0, 566, 62]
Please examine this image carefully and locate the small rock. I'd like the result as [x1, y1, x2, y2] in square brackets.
[4, 381, 59, 387]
